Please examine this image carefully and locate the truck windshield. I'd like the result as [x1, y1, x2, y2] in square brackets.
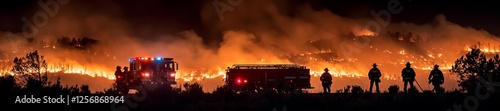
[134, 61, 175, 71]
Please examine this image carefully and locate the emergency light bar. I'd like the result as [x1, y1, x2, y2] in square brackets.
[129, 57, 174, 62]
[229, 64, 307, 69]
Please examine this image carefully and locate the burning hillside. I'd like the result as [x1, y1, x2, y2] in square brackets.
[1, 0, 500, 93]
[1, 29, 498, 92]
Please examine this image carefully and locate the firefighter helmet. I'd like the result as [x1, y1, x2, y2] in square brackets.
[434, 64, 439, 68]
[406, 62, 411, 66]
[372, 63, 377, 66]
[324, 68, 329, 71]
[116, 66, 121, 70]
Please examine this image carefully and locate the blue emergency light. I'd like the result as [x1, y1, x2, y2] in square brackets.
[129, 57, 169, 61]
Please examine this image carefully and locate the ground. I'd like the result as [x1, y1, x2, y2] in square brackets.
[4, 91, 500, 111]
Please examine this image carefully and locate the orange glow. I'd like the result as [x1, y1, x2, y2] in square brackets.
[0, 42, 497, 93]
[43, 64, 115, 80]
[464, 45, 500, 54]
[352, 27, 376, 36]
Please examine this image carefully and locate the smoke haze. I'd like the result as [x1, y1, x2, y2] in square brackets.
[1, 0, 499, 92]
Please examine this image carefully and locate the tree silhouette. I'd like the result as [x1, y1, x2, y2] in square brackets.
[183, 82, 204, 95]
[6, 51, 93, 96]
[450, 44, 500, 93]
[11, 50, 48, 87]
[56, 36, 98, 50]
[80, 84, 91, 95]
[213, 85, 235, 96]
[99, 83, 120, 95]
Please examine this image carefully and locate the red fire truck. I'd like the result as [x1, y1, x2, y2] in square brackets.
[225, 64, 312, 93]
[116, 57, 178, 93]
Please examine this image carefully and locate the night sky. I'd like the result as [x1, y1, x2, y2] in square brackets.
[1, 0, 499, 46]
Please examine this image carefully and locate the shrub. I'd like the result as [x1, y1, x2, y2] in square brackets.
[388, 85, 399, 94]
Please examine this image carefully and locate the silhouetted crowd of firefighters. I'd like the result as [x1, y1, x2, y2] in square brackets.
[320, 62, 444, 94]
[114, 66, 134, 88]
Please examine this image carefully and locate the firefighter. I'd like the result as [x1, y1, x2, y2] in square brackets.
[368, 63, 382, 93]
[401, 62, 416, 93]
[277, 82, 284, 93]
[428, 64, 444, 93]
[288, 80, 296, 93]
[123, 66, 129, 74]
[123, 66, 130, 84]
[114, 66, 124, 86]
[320, 68, 333, 93]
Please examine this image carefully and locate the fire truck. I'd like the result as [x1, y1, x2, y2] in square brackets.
[225, 64, 312, 93]
[116, 57, 178, 93]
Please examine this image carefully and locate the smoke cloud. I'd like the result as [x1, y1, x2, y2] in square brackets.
[1, 0, 499, 92]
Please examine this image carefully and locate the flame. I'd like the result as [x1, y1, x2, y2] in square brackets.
[464, 45, 500, 54]
[44, 64, 115, 80]
[1, 41, 498, 93]
[0, 61, 115, 80]
[399, 50, 407, 55]
[0, 43, 482, 84]
[176, 67, 226, 82]
[310, 69, 364, 78]
[419, 64, 453, 70]
[352, 27, 376, 36]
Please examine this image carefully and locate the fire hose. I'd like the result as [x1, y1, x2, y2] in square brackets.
[414, 79, 424, 91]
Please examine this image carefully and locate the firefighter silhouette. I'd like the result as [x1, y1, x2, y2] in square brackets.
[123, 66, 129, 74]
[320, 68, 333, 93]
[368, 63, 382, 93]
[280, 80, 294, 93]
[123, 66, 131, 84]
[428, 64, 444, 93]
[401, 62, 416, 93]
[277, 81, 284, 93]
[114, 66, 124, 85]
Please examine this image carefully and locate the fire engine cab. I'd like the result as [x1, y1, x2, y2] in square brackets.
[225, 64, 312, 93]
[116, 57, 178, 93]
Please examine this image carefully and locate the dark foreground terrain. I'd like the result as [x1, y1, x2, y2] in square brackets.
[4, 86, 500, 111]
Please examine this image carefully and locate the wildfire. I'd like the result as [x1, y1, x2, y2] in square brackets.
[176, 68, 226, 82]
[419, 64, 453, 70]
[310, 69, 364, 78]
[2, 42, 496, 91]
[464, 44, 500, 54]
[351, 27, 376, 36]
[0, 70, 13, 76]
[466, 48, 500, 54]
[0, 62, 116, 80]
[399, 50, 407, 55]
[44, 64, 115, 80]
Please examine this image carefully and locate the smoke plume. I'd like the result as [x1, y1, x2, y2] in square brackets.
[1, 0, 499, 92]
